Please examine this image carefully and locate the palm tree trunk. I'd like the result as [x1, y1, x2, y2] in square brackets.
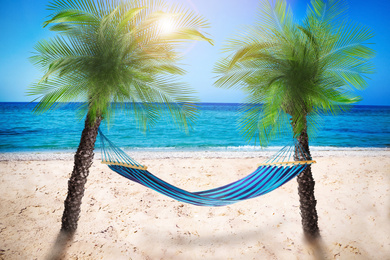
[294, 124, 320, 241]
[61, 113, 102, 235]
[48, 113, 102, 259]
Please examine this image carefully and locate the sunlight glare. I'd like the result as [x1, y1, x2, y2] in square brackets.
[159, 17, 175, 35]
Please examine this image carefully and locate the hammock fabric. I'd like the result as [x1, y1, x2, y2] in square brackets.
[98, 129, 315, 207]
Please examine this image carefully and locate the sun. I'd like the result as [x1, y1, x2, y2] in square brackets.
[158, 17, 175, 35]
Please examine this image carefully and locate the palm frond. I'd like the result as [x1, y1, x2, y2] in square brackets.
[30, 0, 212, 129]
[214, 0, 374, 145]
[306, 0, 348, 28]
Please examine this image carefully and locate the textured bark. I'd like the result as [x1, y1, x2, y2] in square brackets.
[294, 121, 320, 241]
[61, 113, 102, 235]
[47, 113, 102, 259]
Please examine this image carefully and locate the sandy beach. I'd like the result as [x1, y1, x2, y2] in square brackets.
[0, 150, 389, 259]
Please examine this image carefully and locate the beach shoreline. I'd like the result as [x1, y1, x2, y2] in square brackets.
[1, 151, 389, 259]
[1, 148, 389, 161]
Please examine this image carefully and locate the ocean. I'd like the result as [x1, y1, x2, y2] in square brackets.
[0, 102, 389, 152]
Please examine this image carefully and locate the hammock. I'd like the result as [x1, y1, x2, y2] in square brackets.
[98, 129, 315, 207]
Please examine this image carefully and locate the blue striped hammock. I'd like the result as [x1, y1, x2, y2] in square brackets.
[98, 129, 315, 207]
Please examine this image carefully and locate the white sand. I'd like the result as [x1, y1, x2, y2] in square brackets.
[0, 151, 389, 259]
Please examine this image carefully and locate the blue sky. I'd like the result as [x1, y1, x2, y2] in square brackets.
[0, 0, 389, 105]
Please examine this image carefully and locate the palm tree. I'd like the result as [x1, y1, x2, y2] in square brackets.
[214, 0, 374, 241]
[28, 0, 212, 248]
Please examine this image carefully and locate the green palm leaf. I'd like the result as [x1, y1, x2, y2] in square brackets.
[214, 0, 374, 145]
[29, 0, 212, 130]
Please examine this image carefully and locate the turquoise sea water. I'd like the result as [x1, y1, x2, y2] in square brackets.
[0, 102, 389, 152]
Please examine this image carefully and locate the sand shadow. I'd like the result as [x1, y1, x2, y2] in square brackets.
[130, 215, 326, 259]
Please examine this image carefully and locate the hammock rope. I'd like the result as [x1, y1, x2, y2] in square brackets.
[98, 129, 315, 207]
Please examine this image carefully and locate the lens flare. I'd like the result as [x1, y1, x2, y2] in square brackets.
[159, 18, 175, 35]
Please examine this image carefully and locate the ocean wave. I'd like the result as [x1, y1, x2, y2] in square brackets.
[118, 145, 389, 153]
[1, 103, 389, 152]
